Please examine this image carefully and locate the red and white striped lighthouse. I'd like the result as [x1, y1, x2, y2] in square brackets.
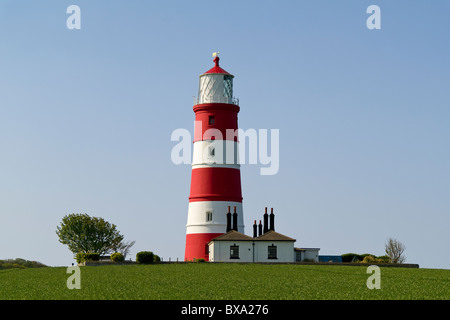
[184, 54, 244, 261]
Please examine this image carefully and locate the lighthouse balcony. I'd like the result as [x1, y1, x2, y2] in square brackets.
[194, 96, 239, 106]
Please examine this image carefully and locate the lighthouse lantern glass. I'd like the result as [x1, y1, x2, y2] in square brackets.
[223, 75, 233, 98]
[198, 74, 234, 104]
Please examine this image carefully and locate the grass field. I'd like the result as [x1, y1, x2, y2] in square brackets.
[0, 263, 449, 300]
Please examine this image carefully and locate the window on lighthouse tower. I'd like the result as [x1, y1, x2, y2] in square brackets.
[208, 145, 215, 157]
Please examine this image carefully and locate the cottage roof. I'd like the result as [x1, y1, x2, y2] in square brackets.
[255, 230, 296, 242]
[209, 230, 254, 242]
[209, 230, 296, 244]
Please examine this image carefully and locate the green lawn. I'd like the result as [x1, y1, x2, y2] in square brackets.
[0, 263, 448, 300]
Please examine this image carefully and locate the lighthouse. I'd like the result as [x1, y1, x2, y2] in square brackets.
[184, 54, 244, 261]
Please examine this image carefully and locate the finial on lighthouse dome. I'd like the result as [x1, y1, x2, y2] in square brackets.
[204, 52, 232, 75]
[212, 51, 220, 66]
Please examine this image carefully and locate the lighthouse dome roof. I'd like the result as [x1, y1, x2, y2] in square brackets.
[202, 56, 233, 77]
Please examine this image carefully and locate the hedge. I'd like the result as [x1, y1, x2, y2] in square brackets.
[76, 252, 100, 263]
[342, 253, 392, 263]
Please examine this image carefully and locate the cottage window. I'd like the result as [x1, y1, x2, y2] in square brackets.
[230, 245, 239, 259]
[268, 245, 277, 259]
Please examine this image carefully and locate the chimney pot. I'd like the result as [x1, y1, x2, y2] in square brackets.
[269, 208, 275, 231]
[226, 209, 232, 232]
[263, 208, 269, 234]
[232, 208, 238, 231]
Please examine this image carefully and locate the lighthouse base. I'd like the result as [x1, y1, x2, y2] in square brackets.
[185, 233, 223, 261]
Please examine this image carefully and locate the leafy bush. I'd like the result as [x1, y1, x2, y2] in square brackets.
[153, 254, 161, 263]
[360, 254, 393, 264]
[195, 258, 206, 263]
[362, 255, 376, 263]
[136, 251, 154, 264]
[111, 252, 125, 262]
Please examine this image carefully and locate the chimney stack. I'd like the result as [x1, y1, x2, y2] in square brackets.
[269, 207, 275, 231]
[263, 207, 269, 234]
[226, 206, 231, 232]
[258, 220, 263, 236]
[232, 206, 238, 231]
[253, 220, 257, 238]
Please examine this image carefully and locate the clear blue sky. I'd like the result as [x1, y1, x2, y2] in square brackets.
[0, 0, 449, 270]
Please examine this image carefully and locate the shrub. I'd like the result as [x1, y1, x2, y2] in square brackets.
[111, 252, 125, 262]
[360, 254, 393, 264]
[362, 255, 376, 263]
[195, 258, 206, 263]
[0, 263, 26, 270]
[136, 251, 154, 264]
[153, 254, 161, 263]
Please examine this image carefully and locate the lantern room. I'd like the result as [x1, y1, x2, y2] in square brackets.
[197, 55, 238, 105]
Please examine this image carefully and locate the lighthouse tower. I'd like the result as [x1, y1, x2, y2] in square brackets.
[184, 54, 244, 261]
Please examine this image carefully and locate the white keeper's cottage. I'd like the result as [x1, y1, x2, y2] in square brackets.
[208, 208, 319, 263]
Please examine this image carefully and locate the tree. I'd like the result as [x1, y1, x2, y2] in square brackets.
[56, 213, 124, 256]
[385, 237, 406, 263]
[110, 239, 136, 260]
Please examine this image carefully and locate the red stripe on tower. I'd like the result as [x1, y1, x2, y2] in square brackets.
[185, 54, 244, 261]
